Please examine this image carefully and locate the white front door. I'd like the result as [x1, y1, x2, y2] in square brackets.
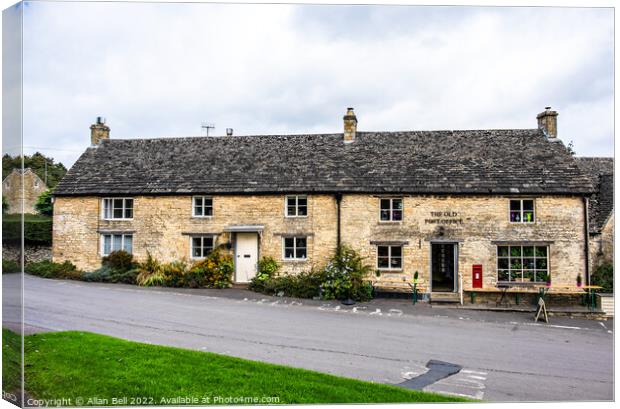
[235, 232, 258, 283]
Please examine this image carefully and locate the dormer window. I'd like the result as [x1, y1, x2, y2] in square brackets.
[102, 198, 133, 220]
[509, 199, 535, 223]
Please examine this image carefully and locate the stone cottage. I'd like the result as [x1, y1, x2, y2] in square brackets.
[3, 168, 47, 214]
[52, 108, 599, 298]
[576, 157, 614, 270]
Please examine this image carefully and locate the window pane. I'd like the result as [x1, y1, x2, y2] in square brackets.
[393, 199, 403, 210]
[391, 246, 402, 257]
[113, 208, 124, 218]
[510, 211, 521, 222]
[523, 200, 534, 211]
[390, 257, 402, 269]
[287, 206, 296, 216]
[287, 197, 296, 207]
[103, 235, 111, 255]
[194, 206, 203, 216]
[297, 197, 307, 206]
[498, 269, 509, 281]
[194, 197, 203, 207]
[296, 247, 307, 259]
[523, 258, 535, 269]
[380, 210, 390, 221]
[125, 199, 133, 210]
[204, 206, 213, 216]
[497, 246, 509, 257]
[510, 259, 522, 270]
[535, 246, 547, 257]
[192, 238, 201, 257]
[512, 271, 523, 282]
[123, 235, 133, 253]
[125, 208, 133, 218]
[498, 258, 509, 269]
[378, 257, 389, 268]
[204, 198, 212, 207]
[380, 199, 391, 210]
[103, 199, 112, 218]
[536, 259, 547, 270]
[113, 198, 124, 209]
[204, 237, 214, 253]
[295, 237, 306, 248]
[523, 211, 534, 223]
[523, 246, 534, 257]
[284, 248, 295, 258]
[535, 272, 548, 282]
[378, 246, 389, 257]
[113, 235, 123, 251]
[510, 200, 521, 211]
[297, 206, 307, 216]
[284, 238, 294, 248]
[392, 210, 403, 221]
[510, 246, 522, 257]
[522, 270, 534, 282]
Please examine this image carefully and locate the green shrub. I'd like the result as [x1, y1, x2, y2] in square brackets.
[319, 246, 374, 301]
[25, 260, 81, 280]
[2, 214, 52, 245]
[136, 252, 165, 287]
[82, 266, 139, 285]
[2, 259, 20, 274]
[249, 256, 280, 293]
[591, 262, 613, 293]
[188, 250, 234, 289]
[102, 250, 135, 272]
[162, 260, 189, 287]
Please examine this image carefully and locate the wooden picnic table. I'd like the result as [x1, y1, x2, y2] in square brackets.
[464, 284, 601, 308]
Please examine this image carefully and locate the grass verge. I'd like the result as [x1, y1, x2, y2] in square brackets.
[18, 330, 469, 405]
[2, 328, 22, 396]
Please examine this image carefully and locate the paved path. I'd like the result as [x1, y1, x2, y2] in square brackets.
[3, 274, 614, 401]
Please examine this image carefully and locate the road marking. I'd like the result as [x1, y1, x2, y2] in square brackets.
[290, 301, 302, 306]
[461, 369, 488, 375]
[352, 306, 366, 313]
[388, 309, 403, 317]
[369, 308, 383, 316]
[599, 322, 607, 329]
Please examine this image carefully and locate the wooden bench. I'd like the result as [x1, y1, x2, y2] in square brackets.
[372, 281, 427, 304]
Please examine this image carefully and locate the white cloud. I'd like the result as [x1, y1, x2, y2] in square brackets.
[13, 2, 614, 167]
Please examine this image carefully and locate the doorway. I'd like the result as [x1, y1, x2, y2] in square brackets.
[431, 243, 457, 292]
[234, 232, 258, 283]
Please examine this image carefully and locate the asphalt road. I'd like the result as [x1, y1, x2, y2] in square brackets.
[3, 274, 614, 402]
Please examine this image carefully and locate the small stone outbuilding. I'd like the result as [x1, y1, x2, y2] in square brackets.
[3, 168, 47, 214]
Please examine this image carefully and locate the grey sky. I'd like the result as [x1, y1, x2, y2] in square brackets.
[12, 2, 615, 167]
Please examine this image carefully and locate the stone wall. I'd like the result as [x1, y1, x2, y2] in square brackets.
[53, 195, 338, 273]
[589, 213, 614, 272]
[3, 169, 47, 214]
[340, 195, 587, 289]
[53, 194, 587, 287]
[3, 244, 52, 264]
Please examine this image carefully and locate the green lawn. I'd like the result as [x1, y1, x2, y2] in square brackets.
[2, 329, 21, 395]
[10, 330, 469, 405]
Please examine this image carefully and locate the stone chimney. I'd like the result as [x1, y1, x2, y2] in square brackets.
[536, 107, 558, 138]
[343, 107, 357, 143]
[90, 117, 110, 146]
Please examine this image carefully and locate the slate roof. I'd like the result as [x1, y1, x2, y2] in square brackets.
[576, 157, 614, 233]
[54, 129, 594, 196]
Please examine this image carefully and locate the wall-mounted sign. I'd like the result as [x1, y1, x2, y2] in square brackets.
[424, 211, 463, 225]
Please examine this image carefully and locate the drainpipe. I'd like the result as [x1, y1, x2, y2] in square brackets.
[335, 192, 342, 249]
[583, 196, 590, 286]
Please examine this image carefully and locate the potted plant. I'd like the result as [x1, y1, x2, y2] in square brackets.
[413, 271, 419, 284]
[576, 273, 583, 288]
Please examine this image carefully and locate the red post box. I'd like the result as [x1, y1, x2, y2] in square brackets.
[472, 265, 483, 288]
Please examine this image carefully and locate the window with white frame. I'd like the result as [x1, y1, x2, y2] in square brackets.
[101, 233, 133, 256]
[509, 199, 535, 223]
[377, 245, 403, 270]
[286, 195, 307, 217]
[380, 198, 403, 221]
[283, 236, 307, 260]
[191, 235, 215, 259]
[102, 198, 133, 219]
[193, 196, 213, 217]
[497, 245, 548, 282]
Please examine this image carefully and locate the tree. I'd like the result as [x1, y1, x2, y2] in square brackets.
[35, 190, 53, 216]
[2, 152, 67, 188]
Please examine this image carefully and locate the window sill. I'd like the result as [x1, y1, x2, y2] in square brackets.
[282, 259, 308, 263]
[191, 216, 214, 219]
[101, 218, 134, 221]
[376, 269, 404, 273]
[378, 221, 403, 225]
[284, 216, 309, 219]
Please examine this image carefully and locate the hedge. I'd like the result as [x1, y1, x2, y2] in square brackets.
[2, 214, 52, 245]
